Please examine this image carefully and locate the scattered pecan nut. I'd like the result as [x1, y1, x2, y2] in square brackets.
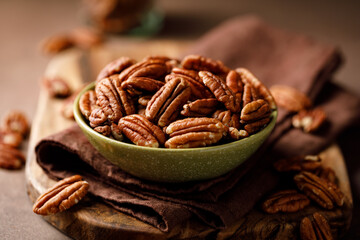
[70, 27, 103, 49]
[33, 175, 89, 215]
[300, 212, 333, 240]
[181, 55, 230, 76]
[0, 131, 23, 148]
[1, 110, 29, 137]
[270, 85, 311, 112]
[118, 114, 166, 147]
[41, 34, 74, 55]
[262, 189, 310, 214]
[273, 155, 322, 172]
[165, 117, 227, 148]
[181, 98, 219, 117]
[294, 171, 344, 209]
[0, 143, 25, 169]
[96, 57, 136, 82]
[199, 71, 240, 113]
[43, 77, 72, 98]
[79, 90, 98, 120]
[145, 77, 191, 127]
[292, 108, 327, 133]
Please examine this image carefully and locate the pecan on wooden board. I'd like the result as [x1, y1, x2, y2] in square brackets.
[262, 189, 310, 214]
[43, 77, 72, 98]
[292, 108, 327, 133]
[270, 85, 311, 112]
[0, 143, 25, 170]
[273, 155, 322, 172]
[300, 212, 333, 240]
[33, 175, 89, 215]
[119, 114, 166, 147]
[294, 171, 344, 209]
[165, 117, 227, 148]
[1, 110, 29, 137]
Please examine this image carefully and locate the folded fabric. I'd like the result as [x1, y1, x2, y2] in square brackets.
[35, 15, 360, 232]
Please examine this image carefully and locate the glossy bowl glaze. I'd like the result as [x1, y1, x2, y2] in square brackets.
[74, 82, 277, 182]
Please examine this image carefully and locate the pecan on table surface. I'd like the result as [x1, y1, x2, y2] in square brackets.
[273, 155, 322, 172]
[43, 76, 72, 98]
[33, 175, 89, 215]
[119, 114, 166, 147]
[164, 117, 227, 148]
[292, 108, 327, 133]
[1, 110, 29, 137]
[0, 131, 23, 148]
[294, 171, 344, 209]
[270, 85, 311, 112]
[96, 57, 136, 81]
[261, 189, 310, 214]
[145, 77, 191, 127]
[0, 143, 25, 170]
[300, 212, 333, 240]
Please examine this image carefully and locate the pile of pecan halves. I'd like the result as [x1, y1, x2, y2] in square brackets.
[79, 55, 276, 148]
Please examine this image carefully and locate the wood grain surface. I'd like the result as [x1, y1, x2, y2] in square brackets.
[25, 40, 353, 240]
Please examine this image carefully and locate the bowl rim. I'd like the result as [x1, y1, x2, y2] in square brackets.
[74, 82, 278, 152]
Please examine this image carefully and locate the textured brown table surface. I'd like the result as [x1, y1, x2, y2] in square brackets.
[0, 0, 359, 239]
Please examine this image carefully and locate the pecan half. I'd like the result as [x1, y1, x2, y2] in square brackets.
[93, 125, 111, 136]
[1, 110, 29, 137]
[181, 98, 219, 117]
[273, 155, 322, 172]
[110, 123, 123, 141]
[0, 131, 23, 148]
[171, 67, 201, 82]
[226, 70, 243, 105]
[41, 34, 73, 55]
[118, 114, 166, 147]
[118, 59, 169, 83]
[33, 175, 89, 215]
[240, 99, 271, 123]
[244, 117, 271, 134]
[229, 127, 249, 140]
[262, 189, 310, 214]
[79, 90, 98, 120]
[294, 171, 344, 209]
[181, 55, 230, 75]
[270, 85, 311, 112]
[300, 212, 333, 240]
[236, 68, 276, 109]
[0, 143, 25, 169]
[138, 95, 152, 107]
[199, 71, 240, 113]
[292, 108, 327, 133]
[96, 75, 135, 123]
[121, 77, 164, 94]
[145, 77, 191, 127]
[89, 108, 108, 128]
[43, 76, 72, 98]
[315, 167, 337, 185]
[96, 57, 136, 81]
[143, 55, 180, 71]
[212, 110, 240, 129]
[165, 118, 227, 148]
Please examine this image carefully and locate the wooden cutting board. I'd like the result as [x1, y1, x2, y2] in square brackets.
[25, 38, 353, 240]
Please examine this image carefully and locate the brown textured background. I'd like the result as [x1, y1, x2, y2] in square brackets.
[0, 0, 359, 239]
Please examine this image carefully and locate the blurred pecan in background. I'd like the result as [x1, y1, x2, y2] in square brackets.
[33, 175, 89, 215]
[300, 212, 333, 240]
[270, 85, 311, 112]
[0, 144, 25, 170]
[1, 110, 29, 137]
[43, 77, 72, 98]
[273, 155, 322, 172]
[292, 108, 327, 133]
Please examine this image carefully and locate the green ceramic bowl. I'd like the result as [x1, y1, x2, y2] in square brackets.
[74, 82, 277, 182]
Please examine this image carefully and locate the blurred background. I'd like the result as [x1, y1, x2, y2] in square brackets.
[0, 0, 359, 239]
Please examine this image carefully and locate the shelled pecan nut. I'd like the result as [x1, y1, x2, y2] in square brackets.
[270, 85, 311, 112]
[199, 71, 240, 113]
[43, 76, 72, 98]
[226, 70, 243, 105]
[236, 68, 276, 109]
[145, 78, 191, 127]
[181, 55, 230, 75]
[0, 131, 23, 148]
[273, 155, 322, 172]
[79, 90, 98, 120]
[96, 57, 136, 81]
[89, 108, 108, 128]
[119, 114, 166, 147]
[143, 56, 180, 71]
[41, 34, 74, 55]
[181, 98, 219, 117]
[33, 175, 89, 215]
[244, 117, 271, 134]
[165, 117, 227, 148]
[96, 75, 135, 123]
[300, 212, 333, 240]
[0, 143, 25, 169]
[138, 95, 152, 107]
[262, 189, 310, 214]
[212, 110, 240, 129]
[315, 167, 337, 185]
[171, 67, 202, 82]
[240, 99, 271, 122]
[1, 110, 29, 136]
[294, 171, 344, 209]
[118, 59, 169, 83]
[121, 77, 164, 94]
[228, 127, 249, 140]
[93, 125, 111, 136]
[110, 123, 123, 141]
[292, 108, 327, 133]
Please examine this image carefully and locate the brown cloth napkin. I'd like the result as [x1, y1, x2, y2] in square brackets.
[35, 15, 360, 232]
